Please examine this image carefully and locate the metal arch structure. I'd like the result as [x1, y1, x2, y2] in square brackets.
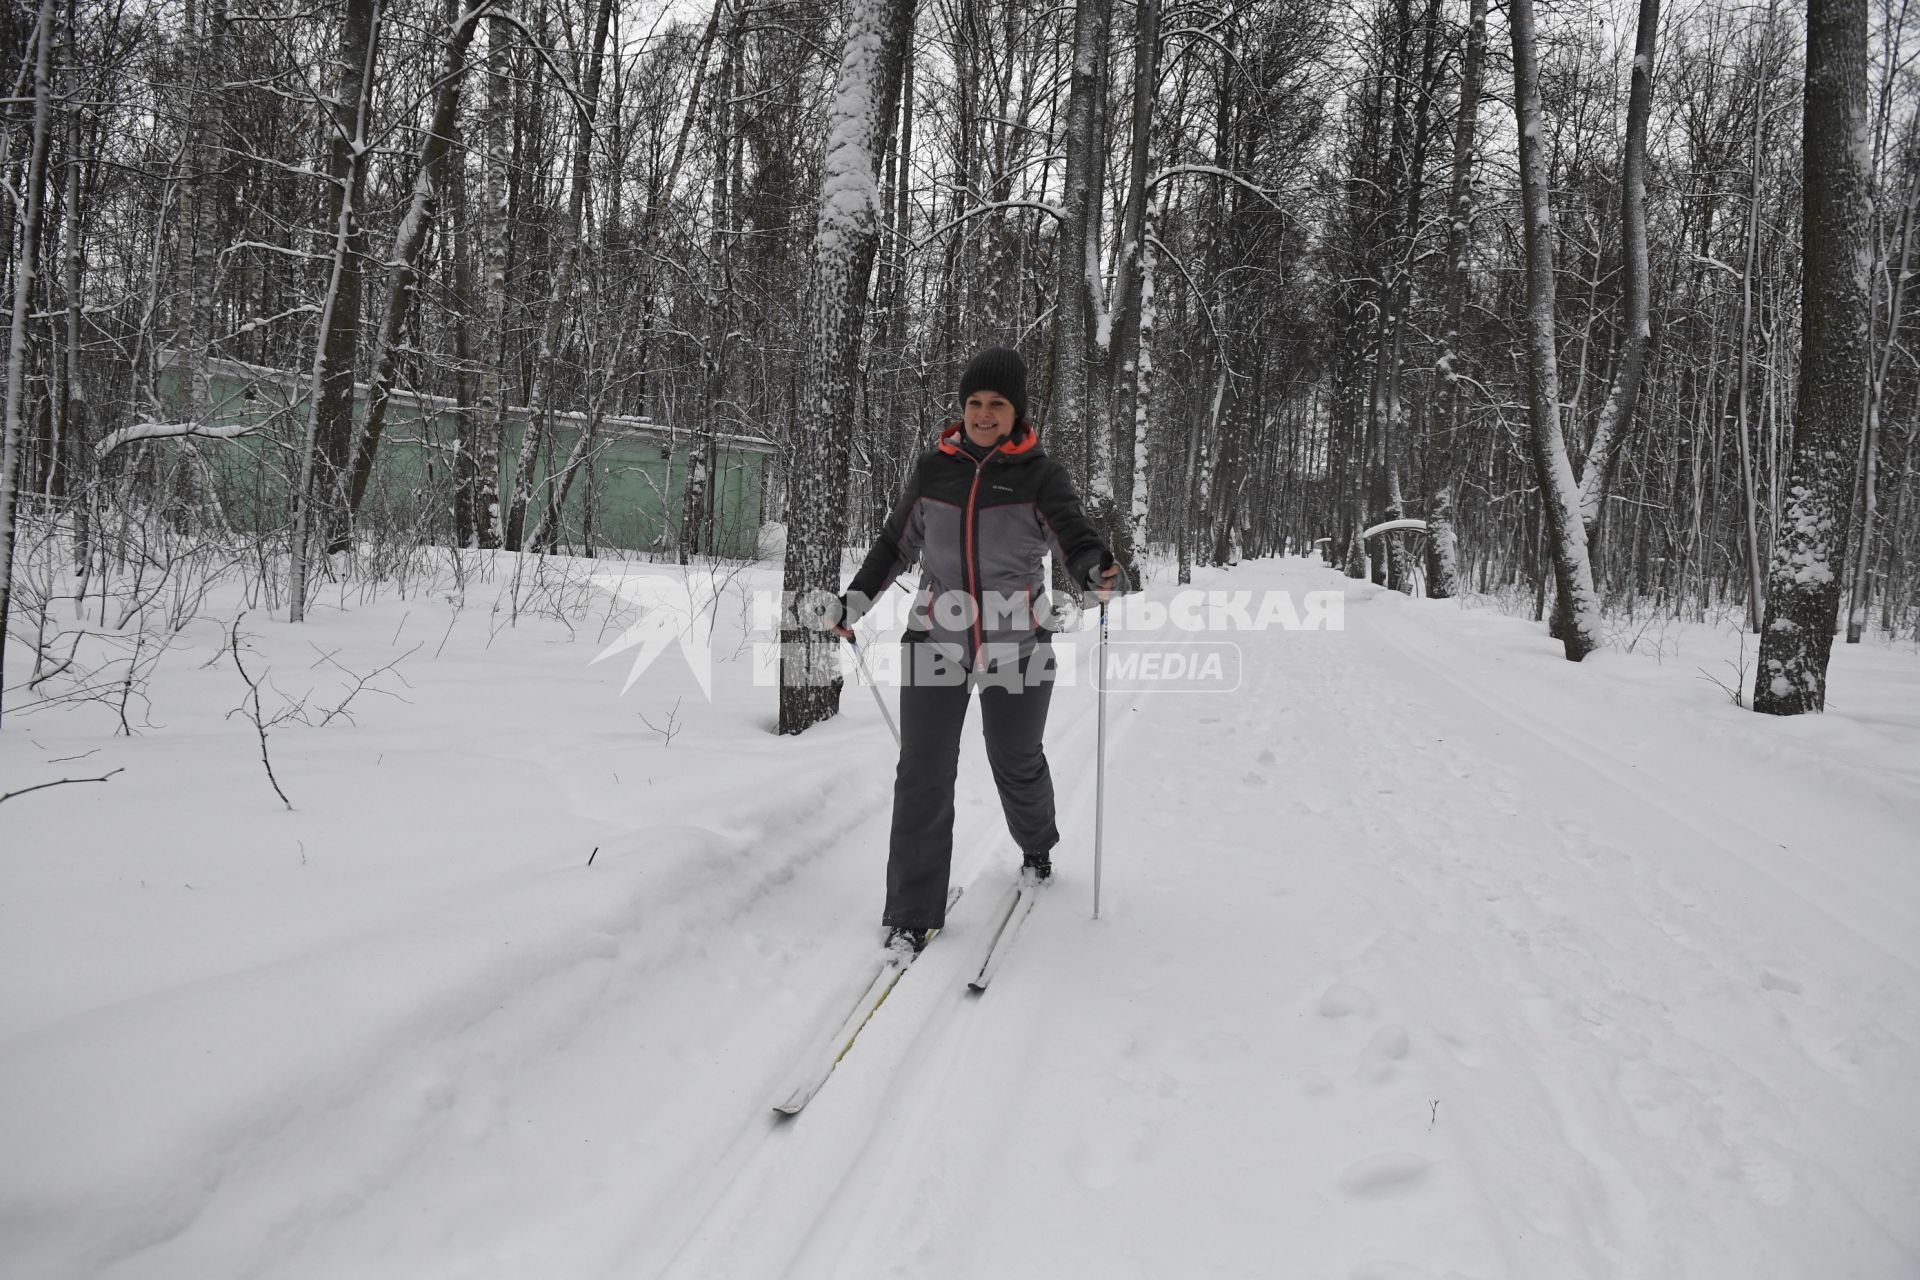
[1358, 518, 1431, 595]
[1361, 517, 1430, 541]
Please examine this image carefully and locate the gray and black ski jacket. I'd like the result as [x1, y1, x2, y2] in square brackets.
[843, 422, 1110, 667]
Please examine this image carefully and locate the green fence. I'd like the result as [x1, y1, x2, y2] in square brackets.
[166, 356, 773, 558]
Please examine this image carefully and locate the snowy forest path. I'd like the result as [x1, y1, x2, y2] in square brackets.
[642, 628, 1152, 1280]
[21, 558, 1915, 1280]
[709, 561, 1920, 1280]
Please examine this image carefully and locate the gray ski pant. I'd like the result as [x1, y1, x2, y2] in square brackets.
[883, 639, 1059, 930]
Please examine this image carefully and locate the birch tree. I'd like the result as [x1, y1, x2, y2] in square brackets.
[1511, 0, 1604, 660]
[0, 0, 56, 728]
[1574, 0, 1660, 544]
[470, 10, 513, 550]
[1109, 0, 1161, 579]
[173, 0, 226, 450]
[1052, 0, 1112, 500]
[779, 0, 915, 735]
[1423, 0, 1489, 601]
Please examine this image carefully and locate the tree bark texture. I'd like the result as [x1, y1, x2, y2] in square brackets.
[778, 0, 916, 735]
[1510, 0, 1605, 660]
[1755, 0, 1871, 712]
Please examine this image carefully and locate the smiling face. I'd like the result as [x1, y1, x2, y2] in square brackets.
[963, 390, 1017, 447]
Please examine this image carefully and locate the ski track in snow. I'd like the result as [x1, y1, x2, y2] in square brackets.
[643, 651, 1144, 1280]
[669, 566, 1919, 1280]
[5, 559, 1917, 1279]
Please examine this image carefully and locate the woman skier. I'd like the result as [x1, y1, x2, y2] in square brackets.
[834, 347, 1122, 956]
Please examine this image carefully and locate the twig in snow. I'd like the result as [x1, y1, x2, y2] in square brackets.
[226, 613, 293, 809]
[434, 602, 462, 659]
[308, 641, 419, 726]
[0, 767, 124, 806]
[638, 696, 683, 746]
[1696, 631, 1750, 707]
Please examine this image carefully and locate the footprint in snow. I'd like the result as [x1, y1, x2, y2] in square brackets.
[1242, 770, 1270, 788]
[1358, 1025, 1411, 1083]
[1257, 747, 1277, 765]
[1436, 1028, 1483, 1067]
[1068, 1119, 1157, 1190]
[1319, 984, 1377, 1019]
[1338, 1152, 1431, 1196]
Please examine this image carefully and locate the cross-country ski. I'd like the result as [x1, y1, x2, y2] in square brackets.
[772, 888, 962, 1115]
[965, 876, 1042, 993]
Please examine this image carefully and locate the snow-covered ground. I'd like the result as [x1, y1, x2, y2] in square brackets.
[3, 555, 1916, 1279]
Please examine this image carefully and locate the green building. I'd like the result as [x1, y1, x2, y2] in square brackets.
[164, 354, 776, 559]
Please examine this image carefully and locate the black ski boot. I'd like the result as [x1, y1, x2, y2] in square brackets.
[1020, 848, 1053, 886]
[885, 926, 933, 958]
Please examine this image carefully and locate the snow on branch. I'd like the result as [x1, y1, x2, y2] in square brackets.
[95, 421, 259, 459]
[914, 199, 1064, 252]
[1147, 164, 1304, 223]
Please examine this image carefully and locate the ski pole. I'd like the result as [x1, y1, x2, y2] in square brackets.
[844, 634, 901, 749]
[1093, 595, 1108, 921]
[1088, 562, 1133, 920]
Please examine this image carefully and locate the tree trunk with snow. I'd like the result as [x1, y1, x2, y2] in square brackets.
[1546, 0, 1658, 640]
[289, 0, 379, 621]
[778, 0, 916, 735]
[1848, 138, 1920, 641]
[1051, 0, 1112, 500]
[172, 0, 225, 448]
[449, 113, 482, 549]
[1378, 0, 1441, 595]
[0, 0, 55, 728]
[471, 11, 512, 550]
[681, 6, 735, 565]
[54, 32, 87, 515]
[1733, 14, 1778, 634]
[503, 0, 613, 552]
[1424, 0, 1487, 600]
[343, 0, 489, 528]
[312, 0, 379, 546]
[1510, 0, 1604, 661]
[1576, 0, 1659, 544]
[1755, 0, 1871, 712]
[1107, 0, 1159, 579]
[1129, 199, 1160, 566]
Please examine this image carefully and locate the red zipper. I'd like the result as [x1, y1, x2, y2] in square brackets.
[963, 453, 987, 665]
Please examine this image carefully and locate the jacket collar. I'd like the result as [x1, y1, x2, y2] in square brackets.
[936, 421, 1040, 458]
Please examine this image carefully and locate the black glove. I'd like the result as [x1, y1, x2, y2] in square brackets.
[837, 590, 874, 628]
